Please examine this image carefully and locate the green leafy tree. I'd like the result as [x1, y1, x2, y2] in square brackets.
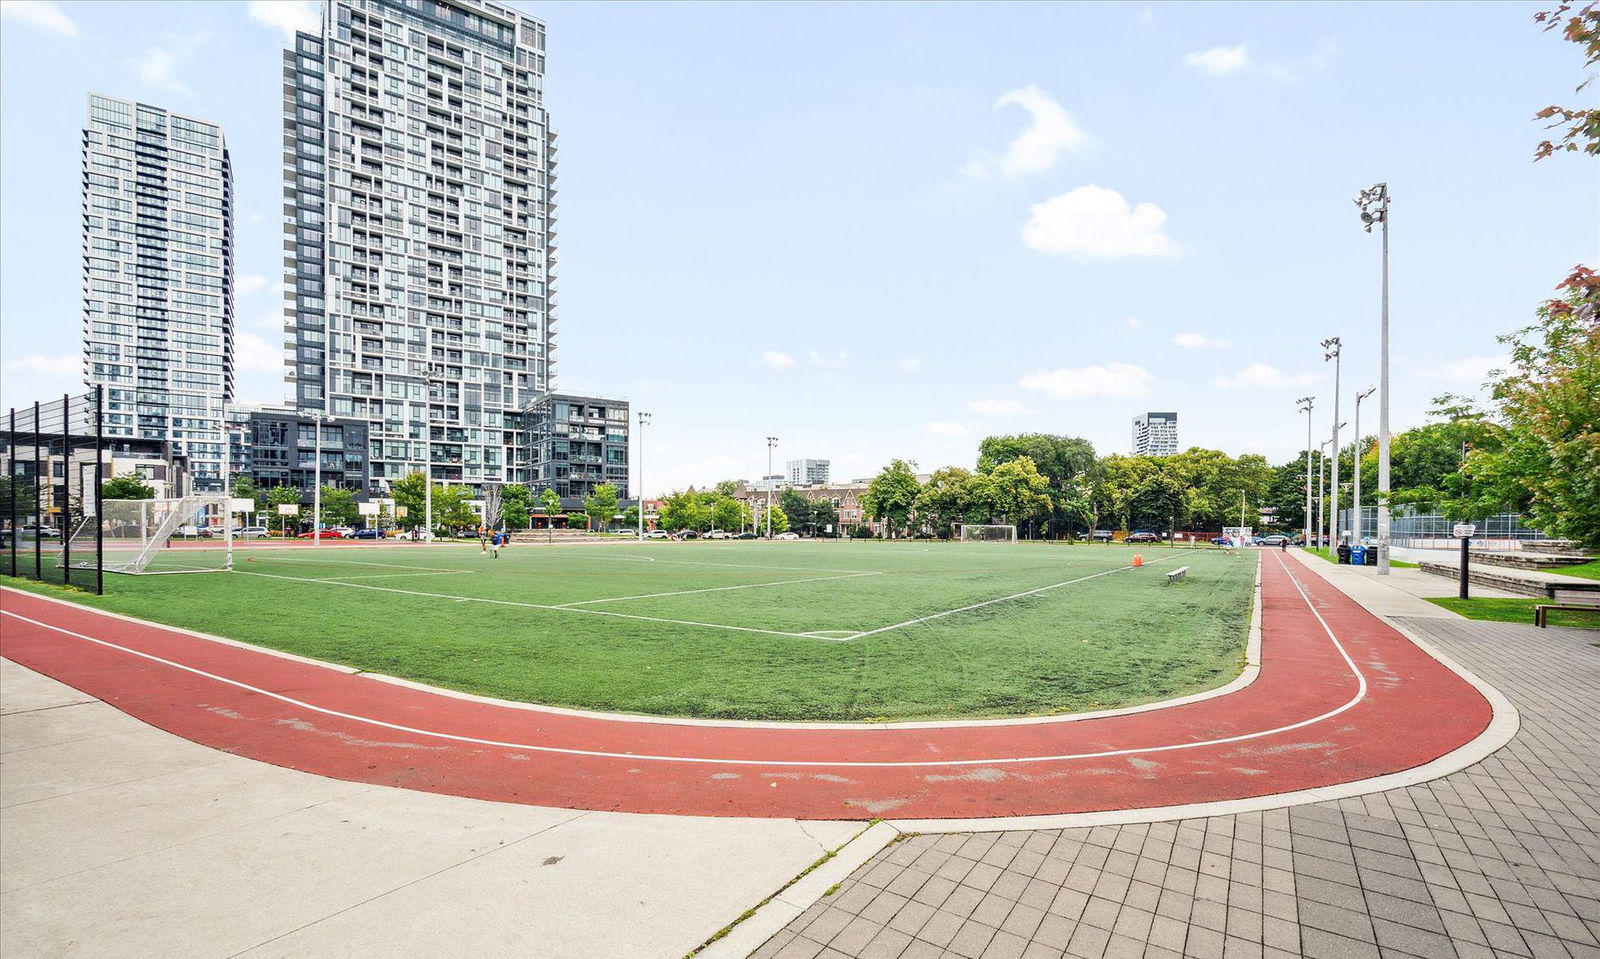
[1474, 266, 1600, 545]
[811, 498, 839, 535]
[501, 484, 533, 530]
[538, 487, 562, 521]
[1533, 2, 1600, 160]
[584, 482, 621, 530]
[762, 503, 789, 535]
[710, 495, 745, 532]
[101, 473, 154, 500]
[230, 474, 261, 513]
[976, 456, 1052, 532]
[1057, 479, 1099, 538]
[389, 472, 428, 530]
[713, 479, 740, 497]
[0, 474, 38, 525]
[431, 483, 478, 532]
[316, 485, 359, 526]
[621, 505, 640, 529]
[861, 459, 921, 538]
[778, 488, 814, 531]
[265, 485, 303, 533]
[1130, 471, 1185, 532]
[914, 467, 976, 538]
[978, 434, 1097, 535]
[658, 490, 710, 532]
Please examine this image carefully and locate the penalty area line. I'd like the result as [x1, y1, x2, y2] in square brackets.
[553, 571, 882, 608]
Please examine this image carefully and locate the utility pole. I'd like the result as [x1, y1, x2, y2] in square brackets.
[297, 408, 331, 547]
[1356, 183, 1391, 573]
[1297, 396, 1314, 547]
[1322, 337, 1342, 548]
[1353, 386, 1375, 548]
[768, 438, 780, 541]
[636, 411, 650, 539]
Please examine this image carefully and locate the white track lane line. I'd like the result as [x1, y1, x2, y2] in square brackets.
[0, 557, 1369, 767]
[552, 571, 883, 608]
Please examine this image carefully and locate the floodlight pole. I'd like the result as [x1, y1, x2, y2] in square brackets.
[636, 411, 651, 540]
[1356, 182, 1392, 573]
[768, 438, 780, 541]
[220, 408, 234, 572]
[297, 409, 332, 547]
[1322, 338, 1342, 549]
[1317, 439, 1330, 549]
[1297, 396, 1314, 547]
[1353, 386, 1375, 548]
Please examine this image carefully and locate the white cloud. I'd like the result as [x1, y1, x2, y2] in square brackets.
[1022, 185, 1177, 259]
[968, 398, 1032, 415]
[236, 273, 270, 295]
[235, 333, 284, 371]
[0, 1, 78, 37]
[898, 356, 923, 372]
[1416, 355, 1508, 383]
[808, 349, 848, 369]
[1212, 364, 1319, 390]
[1184, 44, 1251, 76]
[1136, 6, 1155, 23]
[961, 85, 1091, 179]
[1124, 316, 1142, 331]
[1173, 332, 1233, 349]
[124, 34, 207, 95]
[925, 422, 968, 437]
[1019, 362, 1154, 400]
[761, 351, 796, 368]
[5, 354, 77, 374]
[247, 0, 319, 41]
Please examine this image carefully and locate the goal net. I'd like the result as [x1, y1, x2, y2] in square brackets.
[958, 524, 1017, 543]
[60, 496, 234, 574]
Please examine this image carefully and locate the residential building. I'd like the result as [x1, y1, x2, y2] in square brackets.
[82, 94, 234, 491]
[1132, 411, 1179, 457]
[282, 0, 555, 494]
[523, 392, 628, 505]
[228, 405, 370, 495]
[786, 458, 830, 486]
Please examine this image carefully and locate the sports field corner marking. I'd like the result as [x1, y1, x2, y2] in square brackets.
[691, 820, 902, 959]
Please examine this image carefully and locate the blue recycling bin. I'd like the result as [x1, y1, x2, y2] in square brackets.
[1351, 545, 1367, 566]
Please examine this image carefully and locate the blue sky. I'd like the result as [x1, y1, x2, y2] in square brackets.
[2, 1, 1594, 495]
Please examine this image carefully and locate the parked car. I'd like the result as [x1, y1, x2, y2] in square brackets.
[1125, 531, 1160, 544]
[176, 524, 205, 538]
[233, 526, 271, 538]
[673, 530, 699, 540]
[348, 528, 387, 539]
[704, 530, 731, 540]
[645, 529, 671, 539]
[733, 531, 758, 540]
[1260, 534, 1292, 546]
[608, 528, 636, 535]
[775, 531, 801, 541]
[1082, 529, 1114, 542]
[296, 529, 344, 539]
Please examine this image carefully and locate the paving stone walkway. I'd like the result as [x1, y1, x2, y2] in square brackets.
[752, 617, 1600, 959]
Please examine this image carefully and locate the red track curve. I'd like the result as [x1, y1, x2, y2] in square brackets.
[0, 553, 1492, 819]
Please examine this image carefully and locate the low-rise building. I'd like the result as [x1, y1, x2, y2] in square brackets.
[524, 392, 630, 508]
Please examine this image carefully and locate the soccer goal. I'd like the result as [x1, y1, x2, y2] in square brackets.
[958, 524, 1018, 543]
[60, 495, 235, 574]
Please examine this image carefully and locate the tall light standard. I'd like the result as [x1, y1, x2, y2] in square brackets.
[636, 411, 651, 539]
[296, 408, 333, 548]
[1356, 182, 1391, 573]
[1321, 337, 1342, 548]
[1353, 386, 1375, 547]
[1317, 439, 1330, 547]
[1297, 397, 1314, 547]
[765, 436, 779, 538]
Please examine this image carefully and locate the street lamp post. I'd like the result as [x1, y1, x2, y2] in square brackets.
[636, 411, 651, 539]
[765, 436, 778, 538]
[1317, 439, 1330, 547]
[1355, 182, 1391, 573]
[1297, 397, 1314, 548]
[1353, 386, 1375, 548]
[1322, 337, 1342, 549]
[297, 409, 332, 548]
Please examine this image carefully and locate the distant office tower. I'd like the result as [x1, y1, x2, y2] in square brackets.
[82, 94, 234, 491]
[786, 458, 830, 486]
[1132, 412, 1178, 457]
[284, 0, 555, 493]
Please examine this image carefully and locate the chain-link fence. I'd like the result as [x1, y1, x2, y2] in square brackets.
[2, 389, 104, 594]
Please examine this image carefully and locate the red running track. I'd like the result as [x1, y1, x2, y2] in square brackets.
[0, 552, 1492, 820]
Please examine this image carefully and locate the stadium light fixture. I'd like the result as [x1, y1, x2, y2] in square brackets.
[1322, 338, 1342, 548]
[766, 436, 779, 538]
[1355, 182, 1392, 573]
[296, 408, 334, 547]
[1297, 396, 1314, 548]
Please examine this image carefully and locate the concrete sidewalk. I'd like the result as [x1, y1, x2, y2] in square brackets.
[0, 657, 859, 959]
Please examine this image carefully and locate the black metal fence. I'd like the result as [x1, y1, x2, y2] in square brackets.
[2, 388, 104, 594]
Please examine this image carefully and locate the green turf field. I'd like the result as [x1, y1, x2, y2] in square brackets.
[6, 540, 1257, 721]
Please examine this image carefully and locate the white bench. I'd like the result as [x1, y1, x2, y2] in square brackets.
[1166, 566, 1189, 585]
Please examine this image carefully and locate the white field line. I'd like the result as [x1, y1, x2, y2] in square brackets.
[0, 556, 1366, 766]
[324, 570, 471, 581]
[552, 571, 882, 608]
[231, 569, 834, 641]
[573, 552, 872, 575]
[244, 556, 471, 574]
[847, 550, 1199, 639]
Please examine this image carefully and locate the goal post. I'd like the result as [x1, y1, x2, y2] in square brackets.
[957, 524, 1017, 543]
[60, 495, 234, 575]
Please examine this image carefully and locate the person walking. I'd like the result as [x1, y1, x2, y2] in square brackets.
[478, 524, 488, 554]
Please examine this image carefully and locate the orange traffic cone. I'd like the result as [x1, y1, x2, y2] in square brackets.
[1132, 553, 1144, 567]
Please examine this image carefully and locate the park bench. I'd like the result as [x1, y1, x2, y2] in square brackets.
[1166, 566, 1189, 585]
[1535, 587, 1600, 628]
